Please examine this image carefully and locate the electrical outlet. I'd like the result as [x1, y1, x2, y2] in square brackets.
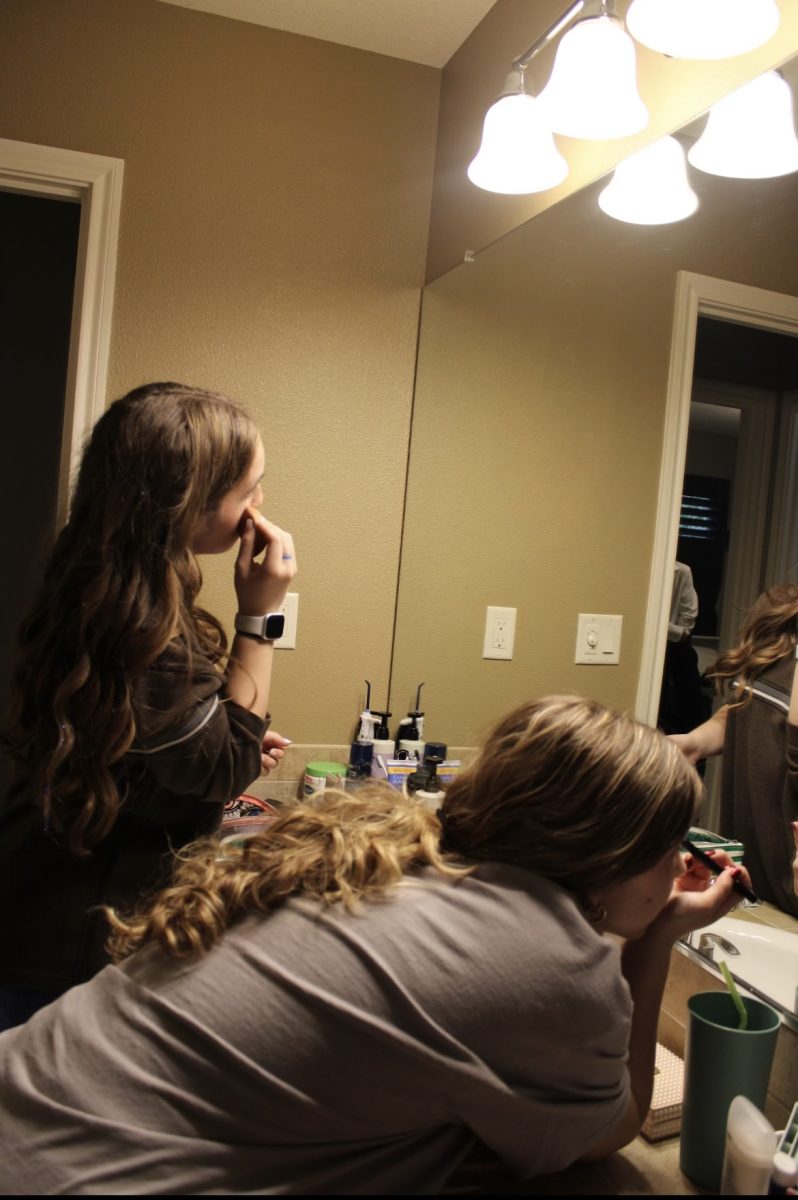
[483, 606, 516, 660]
[274, 592, 298, 650]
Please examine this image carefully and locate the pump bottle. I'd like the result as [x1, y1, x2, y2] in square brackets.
[394, 684, 426, 761]
[404, 757, 445, 812]
[371, 710, 394, 779]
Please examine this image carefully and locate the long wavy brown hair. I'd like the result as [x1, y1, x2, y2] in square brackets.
[106, 695, 700, 962]
[1, 382, 259, 855]
[709, 582, 798, 702]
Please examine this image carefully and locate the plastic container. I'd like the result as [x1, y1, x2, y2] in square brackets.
[680, 993, 780, 1190]
[720, 1096, 777, 1195]
[384, 760, 417, 789]
[347, 741, 374, 782]
[397, 737, 425, 761]
[303, 761, 347, 797]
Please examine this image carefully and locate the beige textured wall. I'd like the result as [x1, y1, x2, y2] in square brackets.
[391, 168, 798, 746]
[0, 0, 439, 742]
[426, 0, 798, 281]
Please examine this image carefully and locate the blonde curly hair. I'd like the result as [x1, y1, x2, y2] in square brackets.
[106, 694, 700, 962]
[106, 786, 466, 961]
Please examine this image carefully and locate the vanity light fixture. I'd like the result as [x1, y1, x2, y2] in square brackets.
[688, 71, 798, 179]
[467, 0, 648, 196]
[626, 0, 780, 62]
[538, 2, 649, 140]
[467, 70, 569, 195]
[598, 135, 699, 224]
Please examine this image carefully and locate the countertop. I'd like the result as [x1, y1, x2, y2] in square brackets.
[442, 1135, 708, 1195]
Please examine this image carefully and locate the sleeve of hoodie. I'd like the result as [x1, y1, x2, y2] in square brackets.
[124, 642, 268, 812]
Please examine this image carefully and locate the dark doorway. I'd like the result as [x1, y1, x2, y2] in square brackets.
[0, 189, 80, 758]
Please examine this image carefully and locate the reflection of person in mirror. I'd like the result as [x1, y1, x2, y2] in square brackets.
[0, 696, 747, 1195]
[657, 561, 706, 736]
[670, 583, 798, 917]
[0, 383, 297, 1032]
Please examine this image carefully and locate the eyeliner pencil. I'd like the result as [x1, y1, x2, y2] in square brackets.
[682, 838, 760, 905]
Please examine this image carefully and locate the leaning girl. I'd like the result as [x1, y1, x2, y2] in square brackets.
[0, 694, 743, 1193]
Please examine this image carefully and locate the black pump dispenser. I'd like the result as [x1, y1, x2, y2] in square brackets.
[373, 711, 392, 741]
[424, 757, 443, 792]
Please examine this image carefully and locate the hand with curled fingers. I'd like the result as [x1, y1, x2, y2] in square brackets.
[650, 848, 753, 944]
[261, 730, 291, 775]
[235, 508, 297, 617]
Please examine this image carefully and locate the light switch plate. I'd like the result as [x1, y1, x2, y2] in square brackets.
[575, 613, 622, 664]
[274, 592, 298, 649]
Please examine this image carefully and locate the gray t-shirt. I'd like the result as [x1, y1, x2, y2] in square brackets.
[0, 864, 632, 1195]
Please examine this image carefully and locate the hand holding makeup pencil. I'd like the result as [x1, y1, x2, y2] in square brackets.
[647, 848, 753, 945]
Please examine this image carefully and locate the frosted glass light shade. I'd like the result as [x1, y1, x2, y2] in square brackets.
[467, 79, 568, 195]
[688, 72, 798, 179]
[598, 136, 699, 224]
[626, 0, 779, 60]
[538, 16, 649, 140]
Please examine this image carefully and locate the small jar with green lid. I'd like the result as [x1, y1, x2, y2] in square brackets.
[303, 760, 347, 798]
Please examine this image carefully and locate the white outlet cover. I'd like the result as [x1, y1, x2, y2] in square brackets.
[483, 605, 516, 660]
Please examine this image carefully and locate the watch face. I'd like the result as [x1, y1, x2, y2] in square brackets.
[265, 613, 285, 639]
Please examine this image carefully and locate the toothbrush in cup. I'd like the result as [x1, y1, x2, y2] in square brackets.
[682, 838, 760, 906]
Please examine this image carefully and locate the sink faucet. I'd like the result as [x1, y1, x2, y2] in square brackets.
[690, 931, 741, 960]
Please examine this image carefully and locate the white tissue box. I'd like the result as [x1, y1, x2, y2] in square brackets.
[640, 1042, 684, 1142]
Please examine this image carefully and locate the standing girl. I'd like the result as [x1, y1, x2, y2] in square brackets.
[0, 381, 296, 1026]
[671, 582, 798, 915]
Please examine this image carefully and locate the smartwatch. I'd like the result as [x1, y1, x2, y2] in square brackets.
[234, 612, 285, 642]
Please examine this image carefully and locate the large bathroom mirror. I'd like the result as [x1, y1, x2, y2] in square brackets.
[389, 55, 798, 1010]
[390, 132, 798, 743]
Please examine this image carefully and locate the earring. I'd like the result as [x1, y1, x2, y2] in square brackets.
[583, 899, 607, 925]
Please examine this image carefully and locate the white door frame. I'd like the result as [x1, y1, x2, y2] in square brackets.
[0, 138, 124, 524]
[767, 389, 798, 586]
[636, 271, 798, 725]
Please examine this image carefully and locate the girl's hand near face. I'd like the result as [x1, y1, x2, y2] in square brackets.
[647, 849, 751, 944]
[234, 508, 297, 617]
[792, 821, 798, 897]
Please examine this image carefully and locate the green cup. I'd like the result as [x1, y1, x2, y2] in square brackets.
[679, 991, 781, 1190]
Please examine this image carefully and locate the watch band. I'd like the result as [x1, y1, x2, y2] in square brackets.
[234, 611, 285, 642]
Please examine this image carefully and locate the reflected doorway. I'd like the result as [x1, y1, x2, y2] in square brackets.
[671, 317, 798, 828]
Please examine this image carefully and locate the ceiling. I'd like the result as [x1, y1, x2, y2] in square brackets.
[155, 0, 498, 67]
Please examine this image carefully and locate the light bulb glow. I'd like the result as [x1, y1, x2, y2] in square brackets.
[467, 90, 568, 195]
[538, 16, 649, 140]
[688, 72, 798, 179]
[598, 136, 699, 224]
[626, 0, 779, 60]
